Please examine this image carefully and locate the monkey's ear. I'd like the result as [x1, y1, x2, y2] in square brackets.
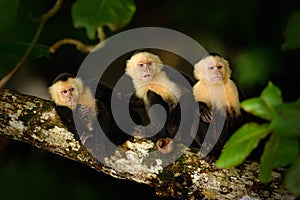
[72, 77, 84, 94]
[222, 58, 231, 80]
[152, 53, 163, 64]
[193, 61, 205, 80]
[125, 59, 135, 74]
[48, 83, 60, 103]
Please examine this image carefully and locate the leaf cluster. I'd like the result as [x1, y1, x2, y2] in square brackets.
[216, 82, 300, 195]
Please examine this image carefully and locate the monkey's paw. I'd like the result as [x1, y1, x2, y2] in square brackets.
[133, 125, 158, 138]
[156, 138, 173, 154]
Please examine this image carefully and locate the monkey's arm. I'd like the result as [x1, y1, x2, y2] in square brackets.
[133, 90, 170, 140]
[198, 102, 212, 123]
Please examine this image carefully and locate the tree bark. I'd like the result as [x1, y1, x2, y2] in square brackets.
[0, 89, 296, 200]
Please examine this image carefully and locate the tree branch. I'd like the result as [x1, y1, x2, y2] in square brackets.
[0, 89, 296, 200]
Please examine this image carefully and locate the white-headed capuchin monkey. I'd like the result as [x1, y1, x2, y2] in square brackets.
[124, 51, 196, 153]
[48, 73, 114, 158]
[192, 53, 242, 160]
[49, 73, 98, 131]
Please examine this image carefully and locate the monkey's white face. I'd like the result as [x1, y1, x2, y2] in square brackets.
[135, 59, 156, 82]
[205, 64, 225, 82]
[202, 57, 226, 82]
[59, 85, 79, 107]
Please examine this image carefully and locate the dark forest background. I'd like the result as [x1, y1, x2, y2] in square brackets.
[0, 0, 299, 199]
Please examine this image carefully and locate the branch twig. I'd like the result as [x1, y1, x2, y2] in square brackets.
[0, 0, 63, 89]
[49, 38, 96, 54]
[49, 26, 105, 54]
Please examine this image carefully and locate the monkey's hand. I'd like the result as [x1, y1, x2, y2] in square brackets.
[199, 102, 212, 123]
[78, 105, 91, 117]
[133, 125, 158, 138]
[80, 131, 94, 144]
[156, 138, 173, 154]
[76, 104, 96, 132]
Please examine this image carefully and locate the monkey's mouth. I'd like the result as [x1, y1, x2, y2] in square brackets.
[211, 74, 222, 81]
[65, 97, 75, 105]
[142, 73, 152, 81]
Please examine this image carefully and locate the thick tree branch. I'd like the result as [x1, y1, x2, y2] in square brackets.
[0, 89, 296, 200]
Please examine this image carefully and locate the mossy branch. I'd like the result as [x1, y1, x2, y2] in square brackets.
[0, 89, 296, 200]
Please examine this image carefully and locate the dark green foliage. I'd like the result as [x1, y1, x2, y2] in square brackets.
[216, 123, 270, 168]
[285, 156, 300, 195]
[0, 42, 49, 59]
[216, 82, 300, 195]
[0, 0, 19, 34]
[282, 11, 300, 51]
[234, 48, 281, 90]
[0, 0, 136, 78]
[71, 0, 136, 39]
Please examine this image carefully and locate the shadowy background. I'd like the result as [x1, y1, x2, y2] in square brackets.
[1, 0, 299, 199]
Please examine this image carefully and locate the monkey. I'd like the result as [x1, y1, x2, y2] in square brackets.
[192, 53, 242, 160]
[48, 73, 98, 132]
[48, 73, 113, 159]
[121, 51, 197, 153]
[125, 52, 180, 139]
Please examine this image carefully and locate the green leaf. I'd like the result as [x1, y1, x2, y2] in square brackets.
[72, 0, 136, 39]
[241, 97, 272, 121]
[271, 98, 300, 138]
[0, 0, 20, 34]
[285, 156, 300, 195]
[259, 133, 279, 183]
[216, 123, 271, 168]
[282, 11, 300, 51]
[260, 82, 283, 107]
[259, 134, 299, 183]
[0, 42, 50, 59]
[276, 138, 299, 167]
[241, 82, 283, 121]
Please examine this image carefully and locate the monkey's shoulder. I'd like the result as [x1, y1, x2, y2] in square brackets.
[193, 81, 211, 103]
[146, 90, 174, 109]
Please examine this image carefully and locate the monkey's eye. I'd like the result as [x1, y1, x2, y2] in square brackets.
[208, 66, 214, 70]
[146, 62, 153, 67]
[138, 63, 145, 68]
[61, 90, 67, 94]
[71, 88, 75, 91]
[217, 65, 223, 69]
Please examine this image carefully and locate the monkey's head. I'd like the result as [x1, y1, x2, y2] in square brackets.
[49, 73, 84, 110]
[194, 54, 231, 84]
[126, 51, 163, 82]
